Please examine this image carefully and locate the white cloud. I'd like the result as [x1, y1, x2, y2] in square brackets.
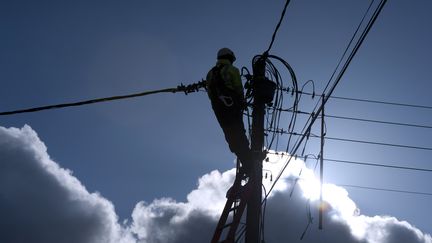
[1, 125, 431, 243]
[0, 125, 134, 243]
[129, 169, 234, 243]
[130, 153, 432, 243]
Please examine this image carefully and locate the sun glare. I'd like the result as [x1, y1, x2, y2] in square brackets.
[264, 152, 358, 219]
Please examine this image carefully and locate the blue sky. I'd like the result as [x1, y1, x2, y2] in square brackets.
[1, 0, 431, 240]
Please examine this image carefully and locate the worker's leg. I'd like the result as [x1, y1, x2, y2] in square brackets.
[219, 114, 252, 173]
[212, 105, 252, 172]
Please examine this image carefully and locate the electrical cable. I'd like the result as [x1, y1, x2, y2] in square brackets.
[268, 130, 432, 152]
[289, 0, 376, 148]
[0, 81, 206, 116]
[321, 0, 375, 96]
[283, 90, 432, 111]
[265, 0, 388, 199]
[266, 151, 432, 173]
[324, 113, 432, 129]
[261, 184, 268, 242]
[275, 108, 432, 130]
[324, 158, 432, 172]
[340, 184, 432, 197]
[324, 136, 432, 151]
[266, 0, 292, 53]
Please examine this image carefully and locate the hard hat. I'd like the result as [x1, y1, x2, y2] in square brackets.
[217, 48, 236, 62]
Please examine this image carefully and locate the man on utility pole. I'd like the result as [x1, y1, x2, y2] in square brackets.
[206, 48, 252, 175]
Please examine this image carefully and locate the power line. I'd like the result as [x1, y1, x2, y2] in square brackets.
[266, 0, 292, 53]
[324, 158, 432, 173]
[284, 130, 432, 151]
[283, 89, 432, 110]
[274, 108, 432, 129]
[320, 112, 432, 129]
[325, 136, 432, 151]
[292, 0, 389, 151]
[289, 0, 378, 145]
[266, 152, 432, 173]
[328, 93, 432, 110]
[268, 130, 432, 152]
[265, 0, 388, 199]
[320, 0, 375, 97]
[340, 184, 432, 197]
[0, 81, 206, 116]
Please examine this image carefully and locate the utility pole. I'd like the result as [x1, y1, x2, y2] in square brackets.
[319, 94, 325, 230]
[210, 55, 274, 243]
[246, 55, 275, 243]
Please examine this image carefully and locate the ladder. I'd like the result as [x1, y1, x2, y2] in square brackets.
[211, 172, 253, 243]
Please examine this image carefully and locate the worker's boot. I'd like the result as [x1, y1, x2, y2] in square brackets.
[226, 179, 246, 199]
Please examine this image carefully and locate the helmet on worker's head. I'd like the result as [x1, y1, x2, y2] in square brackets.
[217, 48, 236, 63]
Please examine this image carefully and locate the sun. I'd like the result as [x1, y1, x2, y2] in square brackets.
[264, 152, 358, 219]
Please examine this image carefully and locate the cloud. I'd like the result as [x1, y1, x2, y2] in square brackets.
[130, 153, 432, 243]
[1, 125, 431, 243]
[129, 170, 234, 243]
[0, 125, 134, 243]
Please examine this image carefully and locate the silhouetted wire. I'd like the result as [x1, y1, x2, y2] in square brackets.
[235, 224, 247, 243]
[266, 0, 292, 53]
[324, 158, 432, 172]
[265, 55, 299, 151]
[325, 136, 432, 151]
[266, 151, 432, 173]
[268, 130, 432, 152]
[340, 184, 432, 196]
[0, 81, 209, 116]
[321, 0, 375, 96]
[274, 107, 432, 129]
[265, 0, 388, 200]
[291, 0, 376, 144]
[288, 0, 386, 158]
[261, 184, 268, 242]
[0, 89, 178, 116]
[285, 90, 432, 110]
[276, 109, 432, 130]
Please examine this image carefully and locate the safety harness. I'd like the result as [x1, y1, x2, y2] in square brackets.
[207, 64, 241, 110]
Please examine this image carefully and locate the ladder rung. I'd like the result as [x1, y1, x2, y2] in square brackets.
[229, 206, 240, 212]
[222, 222, 233, 229]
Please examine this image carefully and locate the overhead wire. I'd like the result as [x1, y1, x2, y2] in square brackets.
[282, 89, 432, 111]
[290, 0, 376, 147]
[262, 55, 299, 151]
[324, 158, 432, 173]
[266, 0, 292, 54]
[266, 151, 432, 173]
[324, 136, 432, 151]
[275, 109, 432, 130]
[320, 0, 376, 96]
[0, 81, 206, 116]
[340, 184, 432, 197]
[268, 130, 432, 152]
[264, 0, 388, 200]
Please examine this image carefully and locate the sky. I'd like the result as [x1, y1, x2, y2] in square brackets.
[1, 0, 431, 242]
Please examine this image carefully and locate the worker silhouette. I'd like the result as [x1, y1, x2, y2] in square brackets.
[206, 48, 252, 175]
